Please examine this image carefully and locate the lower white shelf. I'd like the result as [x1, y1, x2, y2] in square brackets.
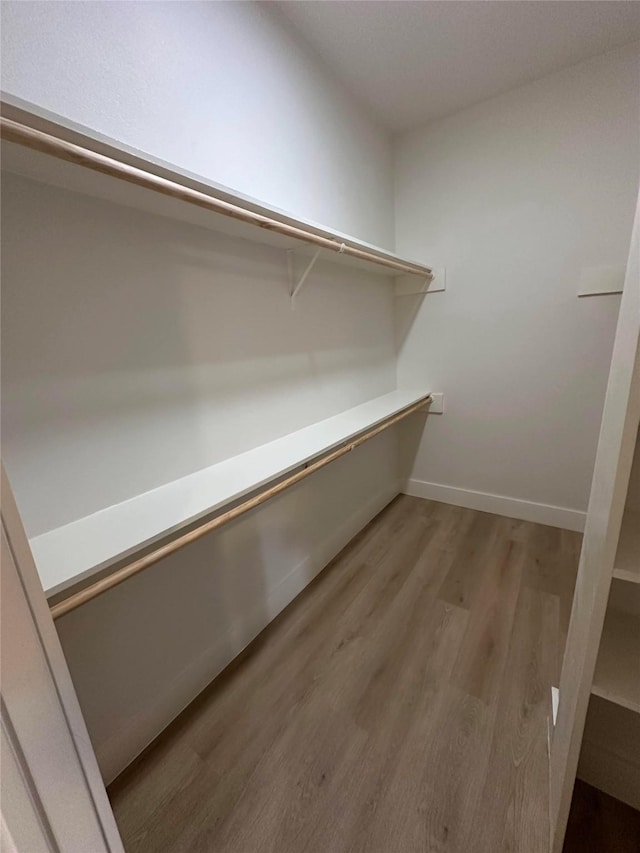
[613, 508, 640, 584]
[30, 389, 429, 599]
[591, 607, 640, 714]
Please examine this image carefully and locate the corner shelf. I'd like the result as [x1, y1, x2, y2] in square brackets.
[613, 508, 640, 584]
[591, 608, 640, 713]
[30, 389, 430, 599]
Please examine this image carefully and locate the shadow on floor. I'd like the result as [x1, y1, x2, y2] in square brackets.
[563, 779, 640, 852]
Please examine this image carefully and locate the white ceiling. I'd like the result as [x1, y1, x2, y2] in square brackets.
[275, 1, 640, 132]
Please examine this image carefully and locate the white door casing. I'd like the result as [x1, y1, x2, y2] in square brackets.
[1, 464, 123, 852]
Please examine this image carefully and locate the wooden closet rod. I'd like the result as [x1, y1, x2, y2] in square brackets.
[0, 117, 433, 279]
[49, 396, 431, 620]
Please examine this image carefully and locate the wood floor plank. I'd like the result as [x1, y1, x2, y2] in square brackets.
[109, 498, 580, 853]
[437, 511, 503, 609]
[416, 686, 493, 852]
[189, 698, 368, 853]
[449, 538, 525, 705]
[344, 603, 470, 853]
[110, 740, 204, 852]
[471, 586, 559, 853]
[187, 505, 437, 766]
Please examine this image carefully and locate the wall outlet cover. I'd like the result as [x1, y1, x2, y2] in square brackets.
[427, 392, 444, 414]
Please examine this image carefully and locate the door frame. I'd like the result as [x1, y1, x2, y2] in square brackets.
[549, 194, 640, 851]
[1, 464, 123, 852]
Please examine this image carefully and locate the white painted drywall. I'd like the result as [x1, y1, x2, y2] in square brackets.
[0, 0, 393, 247]
[396, 44, 640, 522]
[0, 1, 398, 782]
[2, 176, 397, 537]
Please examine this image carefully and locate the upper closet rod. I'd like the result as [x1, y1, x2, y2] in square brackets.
[0, 116, 433, 280]
[49, 395, 431, 621]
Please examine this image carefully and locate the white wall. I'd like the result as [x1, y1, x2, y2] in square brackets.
[1, 177, 398, 783]
[0, 0, 393, 247]
[2, 176, 397, 536]
[395, 44, 640, 527]
[0, 1, 398, 782]
[4, 1, 639, 786]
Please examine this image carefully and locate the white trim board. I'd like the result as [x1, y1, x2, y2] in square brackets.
[1, 466, 123, 850]
[401, 479, 586, 532]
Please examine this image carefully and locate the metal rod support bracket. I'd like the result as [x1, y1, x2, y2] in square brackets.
[289, 247, 323, 303]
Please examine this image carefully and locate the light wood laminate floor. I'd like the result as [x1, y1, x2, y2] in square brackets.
[108, 496, 581, 852]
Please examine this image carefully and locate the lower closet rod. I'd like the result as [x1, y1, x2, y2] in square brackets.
[50, 395, 431, 621]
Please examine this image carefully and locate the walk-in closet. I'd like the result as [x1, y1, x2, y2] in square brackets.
[1, 3, 639, 852]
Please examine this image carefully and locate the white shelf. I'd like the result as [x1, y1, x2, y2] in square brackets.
[591, 608, 640, 714]
[30, 390, 429, 599]
[1, 96, 432, 283]
[613, 508, 640, 584]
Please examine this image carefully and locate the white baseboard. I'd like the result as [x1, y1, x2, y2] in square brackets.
[97, 480, 399, 784]
[401, 478, 586, 532]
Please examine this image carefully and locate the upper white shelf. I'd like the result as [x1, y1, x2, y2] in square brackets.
[613, 508, 640, 584]
[30, 389, 430, 599]
[0, 96, 432, 282]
